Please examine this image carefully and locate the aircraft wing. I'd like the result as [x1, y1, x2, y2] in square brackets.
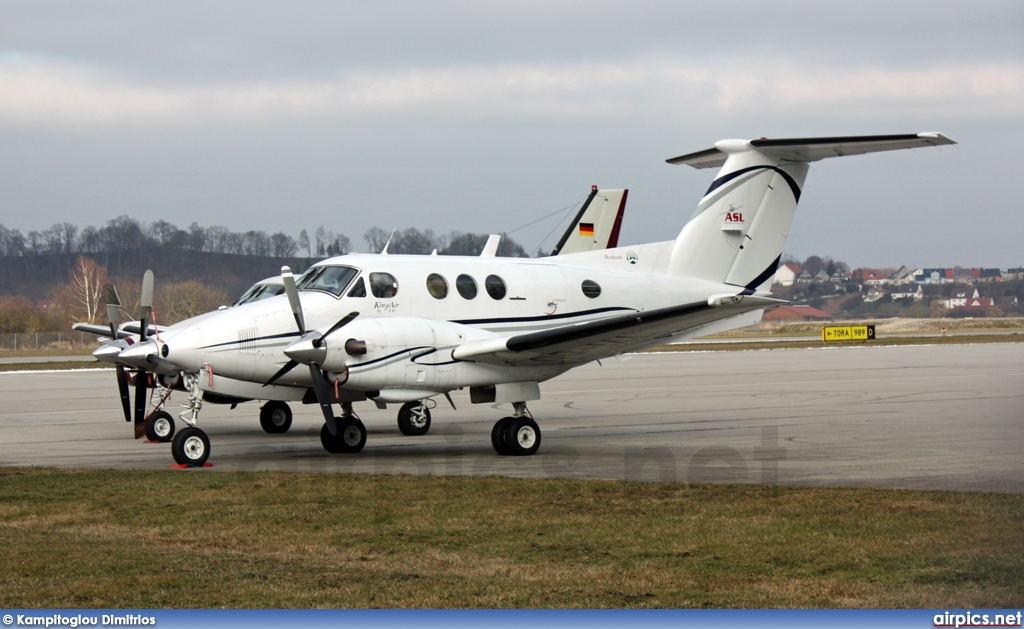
[452, 294, 783, 365]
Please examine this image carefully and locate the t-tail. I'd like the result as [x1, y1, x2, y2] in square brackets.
[666, 133, 955, 293]
[550, 186, 627, 256]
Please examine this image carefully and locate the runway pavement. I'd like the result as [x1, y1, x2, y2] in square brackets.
[1, 343, 1021, 493]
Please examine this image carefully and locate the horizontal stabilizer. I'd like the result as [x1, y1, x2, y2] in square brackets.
[667, 133, 956, 169]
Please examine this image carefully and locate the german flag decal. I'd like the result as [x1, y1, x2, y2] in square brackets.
[579, 222, 595, 237]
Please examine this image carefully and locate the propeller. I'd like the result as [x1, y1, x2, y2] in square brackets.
[102, 283, 133, 424]
[279, 266, 359, 436]
[132, 270, 155, 438]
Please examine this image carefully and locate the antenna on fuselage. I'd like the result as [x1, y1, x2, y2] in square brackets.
[380, 228, 396, 255]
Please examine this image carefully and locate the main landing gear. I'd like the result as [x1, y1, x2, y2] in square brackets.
[397, 400, 432, 436]
[259, 400, 293, 434]
[491, 402, 541, 456]
[320, 402, 367, 453]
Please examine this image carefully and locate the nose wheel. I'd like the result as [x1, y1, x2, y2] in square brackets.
[172, 426, 211, 467]
[145, 410, 176, 442]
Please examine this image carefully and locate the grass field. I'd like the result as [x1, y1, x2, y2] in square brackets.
[1, 468, 1020, 608]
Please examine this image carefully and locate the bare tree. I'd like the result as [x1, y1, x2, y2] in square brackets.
[363, 226, 390, 253]
[297, 229, 311, 257]
[69, 256, 109, 323]
[160, 280, 230, 323]
[271, 232, 298, 257]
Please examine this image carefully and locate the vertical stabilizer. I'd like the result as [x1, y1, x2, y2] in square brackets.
[551, 187, 628, 256]
[665, 133, 955, 293]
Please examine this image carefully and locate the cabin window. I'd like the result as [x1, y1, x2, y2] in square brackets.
[581, 279, 601, 298]
[485, 275, 507, 300]
[296, 265, 358, 297]
[426, 273, 448, 299]
[347, 277, 366, 298]
[456, 274, 478, 299]
[369, 272, 399, 298]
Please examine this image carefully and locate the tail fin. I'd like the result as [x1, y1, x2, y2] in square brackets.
[666, 133, 955, 292]
[551, 186, 627, 256]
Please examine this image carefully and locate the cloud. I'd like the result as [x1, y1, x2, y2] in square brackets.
[1, 55, 1021, 129]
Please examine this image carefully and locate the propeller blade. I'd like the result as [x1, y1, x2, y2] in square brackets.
[115, 364, 132, 422]
[133, 370, 148, 438]
[281, 266, 306, 335]
[320, 311, 360, 342]
[263, 360, 299, 387]
[103, 283, 121, 336]
[139, 270, 154, 341]
[309, 364, 337, 435]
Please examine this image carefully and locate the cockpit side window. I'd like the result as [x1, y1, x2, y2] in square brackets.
[296, 265, 359, 297]
[347, 277, 366, 298]
[232, 284, 262, 306]
[369, 272, 399, 298]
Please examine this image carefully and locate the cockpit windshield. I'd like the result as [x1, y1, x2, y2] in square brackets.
[233, 281, 285, 306]
[296, 265, 359, 297]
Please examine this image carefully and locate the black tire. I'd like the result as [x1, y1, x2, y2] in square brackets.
[491, 417, 514, 455]
[171, 426, 211, 467]
[397, 402, 431, 436]
[320, 417, 367, 454]
[145, 410, 175, 442]
[504, 417, 541, 456]
[259, 401, 293, 434]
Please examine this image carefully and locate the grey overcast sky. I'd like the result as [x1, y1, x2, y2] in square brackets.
[1, 1, 1021, 267]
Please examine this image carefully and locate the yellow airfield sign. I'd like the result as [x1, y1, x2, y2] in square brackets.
[822, 325, 876, 342]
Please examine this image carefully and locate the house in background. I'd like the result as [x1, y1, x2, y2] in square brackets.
[945, 288, 980, 309]
[852, 268, 889, 285]
[890, 285, 924, 301]
[864, 286, 888, 303]
[773, 263, 803, 287]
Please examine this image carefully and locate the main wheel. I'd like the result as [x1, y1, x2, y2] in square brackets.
[504, 417, 541, 456]
[259, 401, 293, 434]
[320, 417, 367, 454]
[171, 426, 211, 467]
[491, 417, 514, 455]
[145, 410, 176, 442]
[397, 402, 431, 436]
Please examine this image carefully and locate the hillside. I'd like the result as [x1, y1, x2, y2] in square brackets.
[0, 248, 315, 302]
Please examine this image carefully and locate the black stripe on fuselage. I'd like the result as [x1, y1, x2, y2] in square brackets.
[450, 306, 634, 326]
[705, 165, 801, 202]
[197, 308, 635, 352]
[200, 330, 301, 351]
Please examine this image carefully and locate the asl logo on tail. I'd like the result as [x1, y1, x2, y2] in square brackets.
[722, 204, 745, 232]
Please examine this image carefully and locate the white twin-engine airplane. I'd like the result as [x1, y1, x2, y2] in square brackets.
[76, 187, 628, 446]
[111, 133, 953, 467]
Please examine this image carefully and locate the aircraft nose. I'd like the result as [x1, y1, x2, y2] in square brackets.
[155, 325, 206, 373]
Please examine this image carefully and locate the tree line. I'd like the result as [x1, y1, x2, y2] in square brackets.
[0, 218, 531, 259]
